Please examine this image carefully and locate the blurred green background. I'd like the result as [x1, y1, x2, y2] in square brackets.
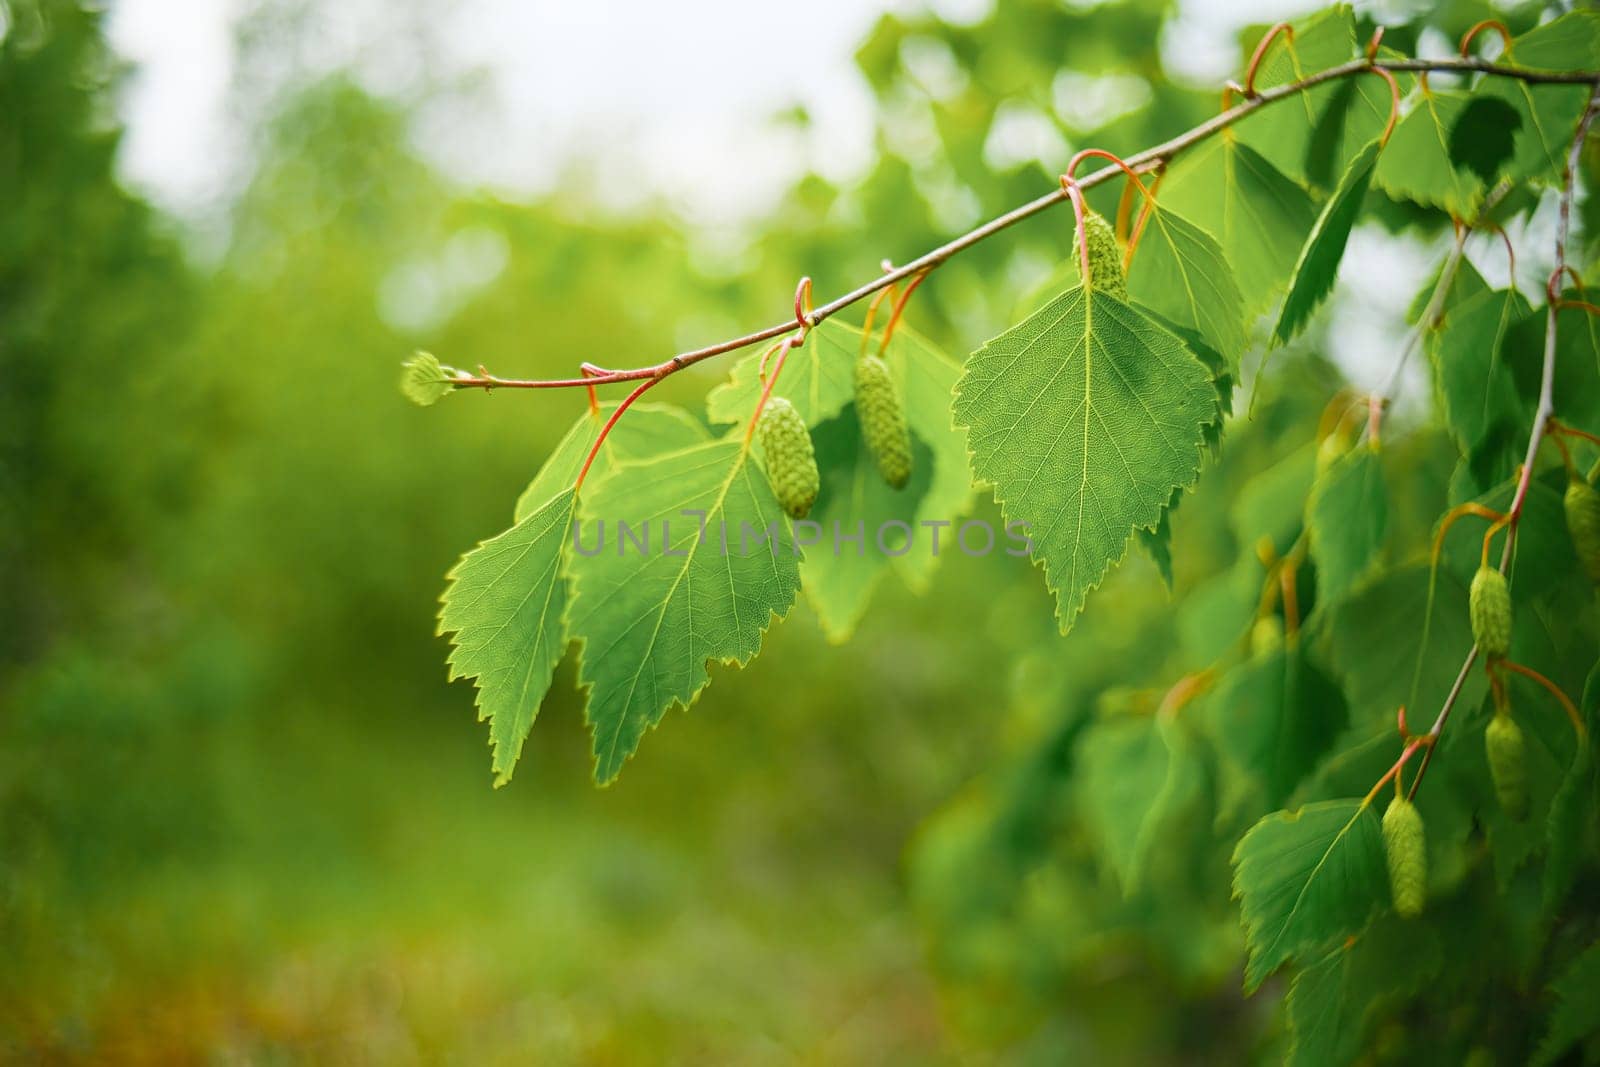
[0, 0, 1558, 1060]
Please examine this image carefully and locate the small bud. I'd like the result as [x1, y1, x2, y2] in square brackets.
[402, 351, 455, 407]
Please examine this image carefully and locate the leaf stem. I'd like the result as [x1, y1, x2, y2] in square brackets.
[1499, 659, 1587, 740]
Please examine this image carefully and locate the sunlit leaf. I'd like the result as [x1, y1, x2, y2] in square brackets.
[1127, 203, 1248, 370]
[1235, 6, 1363, 188]
[568, 439, 801, 782]
[439, 488, 576, 786]
[1373, 91, 1487, 216]
[1159, 137, 1319, 319]
[706, 320, 858, 427]
[1306, 445, 1386, 605]
[1480, 13, 1600, 186]
[953, 285, 1217, 632]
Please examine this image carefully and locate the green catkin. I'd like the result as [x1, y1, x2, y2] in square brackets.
[1564, 477, 1600, 582]
[1081, 210, 1127, 301]
[757, 396, 820, 520]
[1469, 565, 1511, 658]
[1381, 797, 1427, 918]
[854, 354, 913, 489]
[1485, 712, 1529, 820]
[1250, 616, 1284, 658]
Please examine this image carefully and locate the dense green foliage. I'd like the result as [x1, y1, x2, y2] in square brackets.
[8, 0, 1600, 1062]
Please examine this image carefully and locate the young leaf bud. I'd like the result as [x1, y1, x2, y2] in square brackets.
[402, 351, 454, 407]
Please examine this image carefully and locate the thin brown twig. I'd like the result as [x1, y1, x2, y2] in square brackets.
[442, 57, 1600, 395]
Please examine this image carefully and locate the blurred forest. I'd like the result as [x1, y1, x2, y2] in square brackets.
[2, 0, 1592, 1062]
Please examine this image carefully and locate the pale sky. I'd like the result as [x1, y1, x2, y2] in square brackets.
[103, 0, 1325, 224]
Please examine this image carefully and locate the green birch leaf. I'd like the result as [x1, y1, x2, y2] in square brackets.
[444, 403, 708, 787]
[798, 325, 973, 640]
[1303, 59, 1410, 192]
[1306, 445, 1387, 605]
[706, 319, 858, 427]
[1126, 203, 1249, 371]
[567, 439, 801, 783]
[1178, 554, 1265, 665]
[1137, 486, 1180, 589]
[1294, 721, 1477, 899]
[1321, 564, 1484, 731]
[1286, 916, 1442, 1067]
[439, 488, 576, 786]
[1478, 13, 1600, 187]
[1373, 90, 1486, 216]
[1481, 79, 1590, 188]
[1545, 664, 1600, 909]
[1273, 139, 1382, 347]
[1545, 739, 1595, 909]
[1199, 645, 1349, 823]
[1439, 479, 1578, 605]
[1232, 798, 1386, 992]
[1430, 287, 1532, 464]
[953, 285, 1217, 633]
[1504, 8, 1600, 69]
[1234, 6, 1362, 187]
[1075, 715, 1206, 893]
[1544, 300, 1600, 441]
[1406, 255, 1488, 325]
[1231, 442, 1317, 555]
[1534, 939, 1600, 1067]
[1159, 137, 1319, 319]
[515, 403, 710, 522]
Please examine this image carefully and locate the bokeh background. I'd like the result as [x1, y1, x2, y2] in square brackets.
[1, 0, 1577, 1061]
